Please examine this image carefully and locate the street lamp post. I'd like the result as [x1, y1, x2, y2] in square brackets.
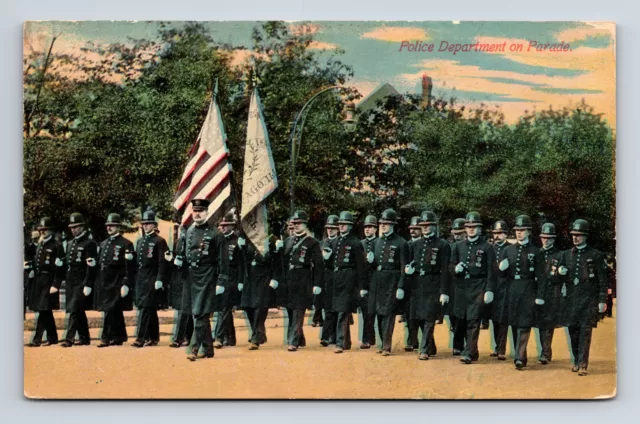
[288, 86, 356, 215]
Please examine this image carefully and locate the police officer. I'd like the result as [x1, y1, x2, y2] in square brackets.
[406, 211, 451, 360]
[449, 218, 467, 355]
[366, 209, 409, 356]
[241, 237, 283, 350]
[359, 215, 378, 349]
[498, 215, 545, 370]
[60, 213, 97, 347]
[26, 217, 64, 347]
[93, 213, 136, 347]
[320, 215, 339, 346]
[213, 212, 245, 349]
[403, 216, 422, 351]
[169, 225, 194, 348]
[450, 212, 497, 364]
[23, 232, 37, 319]
[489, 220, 511, 360]
[537, 222, 564, 365]
[184, 199, 229, 361]
[283, 210, 324, 351]
[327, 211, 367, 353]
[558, 219, 608, 376]
[131, 210, 169, 348]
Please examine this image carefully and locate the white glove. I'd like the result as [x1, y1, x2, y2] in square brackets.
[535, 298, 545, 305]
[237, 237, 246, 248]
[23, 261, 30, 270]
[238, 283, 244, 292]
[561, 283, 567, 297]
[49, 287, 59, 294]
[598, 303, 606, 313]
[405, 261, 415, 275]
[155, 281, 163, 290]
[499, 259, 509, 271]
[313, 286, 322, 295]
[269, 279, 279, 289]
[55, 257, 64, 267]
[216, 285, 225, 295]
[86, 258, 96, 267]
[164, 251, 173, 262]
[83, 286, 92, 296]
[558, 266, 568, 276]
[125, 252, 134, 261]
[396, 288, 404, 300]
[440, 294, 450, 305]
[275, 239, 284, 252]
[455, 263, 465, 274]
[322, 248, 332, 260]
[360, 290, 368, 297]
[120, 285, 129, 298]
[484, 291, 494, 304]
[174, 256, 183, 267]
[367, 251, 375, 263]
[28, 270, 35, 279]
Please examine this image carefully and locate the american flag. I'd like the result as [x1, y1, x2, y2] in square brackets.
[172, 82, 232, 228]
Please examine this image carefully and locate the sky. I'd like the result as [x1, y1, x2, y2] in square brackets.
[23, 20, 616, 127]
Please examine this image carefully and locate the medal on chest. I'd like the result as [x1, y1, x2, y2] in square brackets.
[475, 249, 483, 268]
[343, 245, 352, 263]
[527, 253, 535, 272]
[299, 245, 308, 263]
[388, 245, 396, 263]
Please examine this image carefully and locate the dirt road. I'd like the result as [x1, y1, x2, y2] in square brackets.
[24, 309, 616, 400]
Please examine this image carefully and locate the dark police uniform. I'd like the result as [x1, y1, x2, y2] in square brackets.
[169, 228, 194, 347]
[62, 226, 97, 346]
[133, 227, 169, 346]
[559, 229, 607, 372]
[214, 229, 245, 347]
[490, 239, 511, 357]
[537, 244, 564, 362]
[450, 222, 497, 362]
[24, 240, 37, 319]
[367, 209, 409, 355]
[93, 222, 136, 346]
[283, 211, 325, 350]
[329, 225, 366, 351]
[407, 232, 451, 357]
[185, 219, 229, 358]
[499, 239, 545, 367]
[241, 241, 282, 347]
[28, 221, 64, 346]
[320, 235, 338, 345]
[359, 233, 378, 347]
[404, 233, 422, 351]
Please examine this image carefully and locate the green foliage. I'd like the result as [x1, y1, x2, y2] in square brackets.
[23, 22, 615, 252]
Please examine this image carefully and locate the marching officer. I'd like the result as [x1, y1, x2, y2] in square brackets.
[498, 215, 545, 370]
[359, 215, 378, 349]
[131, 210, 169, 348]
[169, 225, 194, 348]
[320, 215, 339, 346]
[489, 220, 511, 360]
[26, 217, 64, 347]
[327, 211, 367, 353]
[403, 216, 422, 351]
[23, 232, 37, 319]
[184, 199, 229, 361]
[450, 212, 497, 364]
[241, 237, 283, 350]
[536, 222, 564, 365]
[558, 219, 608, 376]
[94, 213, 136, 347]
[405, 211, 451, 360]
[282, 210, 325, 352]
[449, 217, 467, 355]
[366, 209, 409, 356]
[214, 212, 245, 349]
[60, 213, 97, 347]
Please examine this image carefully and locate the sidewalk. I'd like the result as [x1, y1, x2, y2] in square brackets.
[23, 308, 312, 331]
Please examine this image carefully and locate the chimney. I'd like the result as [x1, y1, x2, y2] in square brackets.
[421, 73, 433, 109]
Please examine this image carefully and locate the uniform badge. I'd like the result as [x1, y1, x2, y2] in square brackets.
[574, 277, 580, 285]
[251, 260, 257, 267]
[475, 249, 484, 268]
[420, 270, 426, 276]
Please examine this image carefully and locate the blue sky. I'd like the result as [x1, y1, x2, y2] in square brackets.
[24, 20, 616, 126]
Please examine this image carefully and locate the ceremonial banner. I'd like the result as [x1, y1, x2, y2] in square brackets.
[240, 88, 278, 255]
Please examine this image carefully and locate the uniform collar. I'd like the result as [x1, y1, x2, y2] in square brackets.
[382, 229, 394, 239]
[40, 235, 52, 244]
[327, 235, 337, 241]
[494, 240, 506, 247]
[340, 231, 350, 239]
[224, 231, 234, 239]
[74, 231, 87, 240]
[366, 235, 377, 241]
[411, 236, 421, 242]
[517, 238, 530, 246]
[423, 232, 435, 240]
[543, 244, 555, 251]
[467, 235, 479, 244]
[109, 233, 120, 240]
[575, 243, 587, 251]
